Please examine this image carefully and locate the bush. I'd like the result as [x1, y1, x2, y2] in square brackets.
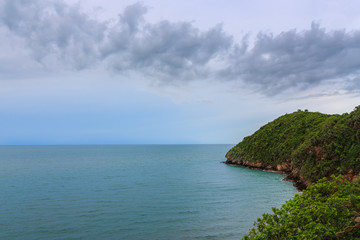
[243, 176, 360, 240]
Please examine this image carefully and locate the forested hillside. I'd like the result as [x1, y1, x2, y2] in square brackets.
[226, 106, 360, 189]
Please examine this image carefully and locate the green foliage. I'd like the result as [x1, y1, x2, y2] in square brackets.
[243, 176, 360, 240]
[227, 106, 360, 183]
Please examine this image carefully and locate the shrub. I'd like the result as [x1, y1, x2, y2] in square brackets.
[243, 176, 360, 240]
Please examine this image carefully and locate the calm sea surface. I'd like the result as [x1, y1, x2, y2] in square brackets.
[0, 145, 297, 239]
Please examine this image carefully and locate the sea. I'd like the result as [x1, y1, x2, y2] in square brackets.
[0, 144, 298, 240]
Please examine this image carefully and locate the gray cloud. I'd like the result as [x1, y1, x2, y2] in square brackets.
[225, 23, 360, 95]
[0, 0, 233, 81]
[101, 3, 233, 81]
[0, 0, 106, 69]
[1, 0, 360, 95]
[105, 21, 232, 80]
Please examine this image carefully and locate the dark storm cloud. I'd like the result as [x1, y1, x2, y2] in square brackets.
[225, 23, 360, 95]
[1, 0, 360, 95]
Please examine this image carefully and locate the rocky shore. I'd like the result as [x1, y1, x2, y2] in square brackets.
[224, 155, 308, 190]
[224, 154, 359, 191]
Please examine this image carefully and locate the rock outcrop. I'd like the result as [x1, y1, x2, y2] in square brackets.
[224, 154, 309, 190]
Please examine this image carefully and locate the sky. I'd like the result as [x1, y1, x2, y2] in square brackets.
[1, 0, 360, 145]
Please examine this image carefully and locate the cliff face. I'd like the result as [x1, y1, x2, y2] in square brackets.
[225, 107, 360, 190]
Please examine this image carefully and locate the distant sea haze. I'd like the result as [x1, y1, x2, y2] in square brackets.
[0, 145, 297, 239]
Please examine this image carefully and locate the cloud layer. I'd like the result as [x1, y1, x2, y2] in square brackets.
[0, 0, 106, 69]
[1, 0, 360, 95]
[226, 23, 360, 95]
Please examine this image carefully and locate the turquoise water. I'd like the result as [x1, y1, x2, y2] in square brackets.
[0, 145, 297, 239]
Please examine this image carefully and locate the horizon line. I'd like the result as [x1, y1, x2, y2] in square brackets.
[0, 143, 236, 146]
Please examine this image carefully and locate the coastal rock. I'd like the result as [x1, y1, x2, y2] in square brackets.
[276, 162, 291, 172]
[343, 169, 359, 182]
[225, 156, 308, 190]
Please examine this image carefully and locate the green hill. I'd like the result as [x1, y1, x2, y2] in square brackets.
[226, 106, 360, 189]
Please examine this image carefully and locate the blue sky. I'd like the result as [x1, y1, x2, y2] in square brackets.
[1, 0, 360, 144]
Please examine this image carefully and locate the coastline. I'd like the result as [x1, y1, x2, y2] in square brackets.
[222, 158, 308, 191]
[223, 158, 360, 192]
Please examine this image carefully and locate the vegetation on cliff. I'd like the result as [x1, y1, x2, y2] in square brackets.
[244, 176, 360, 240]
[226, 106, 360, 239]
[226, 106, 360, 186]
